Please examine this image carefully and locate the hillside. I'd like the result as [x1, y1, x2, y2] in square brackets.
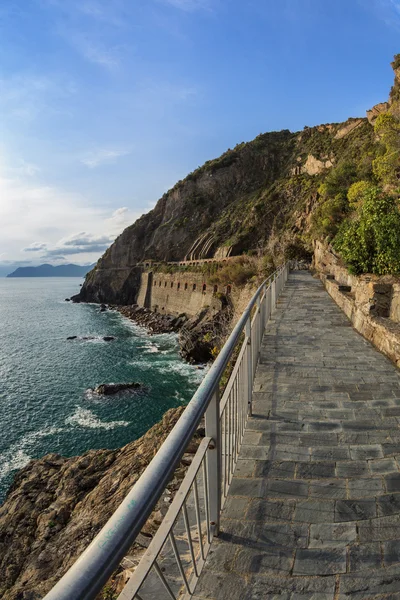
[76, 55, 400, 305]
[7, 263, 95, 278]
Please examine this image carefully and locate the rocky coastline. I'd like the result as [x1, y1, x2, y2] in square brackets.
[0, 407, 204, 600]
[111, 303, 232, 364]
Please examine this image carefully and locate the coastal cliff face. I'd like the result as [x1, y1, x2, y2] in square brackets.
[76, 55, 400, 306]
[0, 407, 199, 600]
[78, 121, 378, 305]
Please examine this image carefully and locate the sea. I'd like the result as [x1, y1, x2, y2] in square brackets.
[0, 278, 205, 503]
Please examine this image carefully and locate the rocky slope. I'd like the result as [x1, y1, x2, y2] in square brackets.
[76, 59, 400, 305]
[0, 407, 203, 600]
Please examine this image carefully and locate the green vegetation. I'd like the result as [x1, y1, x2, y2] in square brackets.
[372, 113, 400, 186]
[334, 185, 400, 275]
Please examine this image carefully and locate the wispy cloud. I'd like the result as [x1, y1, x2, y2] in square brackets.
[364, 0, 400, 29]
[40, 232, 115, 257]
[159, 0, 213, 11]
[0, 73, 76, 123]
[81, 147, 131, 168]
[59, 30, 123, 69]
[23, 242, 48, 252]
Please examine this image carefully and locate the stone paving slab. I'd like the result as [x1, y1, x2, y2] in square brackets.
[193, 272, 400, 599]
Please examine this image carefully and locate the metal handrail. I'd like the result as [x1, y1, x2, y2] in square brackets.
[43, 263, 289, 600]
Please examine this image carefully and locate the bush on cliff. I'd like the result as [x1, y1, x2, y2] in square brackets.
[210, 256, 258, 286]
[334, 185, 400, 275]
[372, 112, 400, 187]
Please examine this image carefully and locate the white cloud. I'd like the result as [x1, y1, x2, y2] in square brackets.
[23, 242, 48, 252]
[81, 147, 131, 168]
[0, 158, 142, 263]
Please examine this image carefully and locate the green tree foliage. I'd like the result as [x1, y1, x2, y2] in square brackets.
[347, 180, 372, 208]
[334, 185, 400, 275]
[372, 113, 400, 187]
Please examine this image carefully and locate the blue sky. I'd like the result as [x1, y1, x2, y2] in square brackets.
[0, 0, 399, 272]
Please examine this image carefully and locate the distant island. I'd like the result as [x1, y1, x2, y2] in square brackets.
[7, 263, 95, 278]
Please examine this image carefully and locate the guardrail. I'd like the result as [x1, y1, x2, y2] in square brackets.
[44, 263, 289, 600]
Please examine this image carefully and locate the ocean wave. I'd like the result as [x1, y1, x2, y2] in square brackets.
[142, 342, 159, 354]
[153, 360, 208, 383]
[0, 426, 63, 482]
[66, 407, 130, 430]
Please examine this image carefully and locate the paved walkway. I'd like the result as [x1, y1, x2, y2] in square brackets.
[193, 271, 400, 600]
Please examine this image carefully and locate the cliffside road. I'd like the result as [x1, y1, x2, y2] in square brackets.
[193, 271, 400, 600]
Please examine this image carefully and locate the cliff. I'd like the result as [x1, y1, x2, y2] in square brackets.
[77, 105, 389, 303]
[0, 407, 203, 600]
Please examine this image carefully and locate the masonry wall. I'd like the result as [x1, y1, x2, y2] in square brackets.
[137, 272, 235, 317]
[314, 241, 400, 368]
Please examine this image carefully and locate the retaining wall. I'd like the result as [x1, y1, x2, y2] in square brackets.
[314, 241, 400, 368]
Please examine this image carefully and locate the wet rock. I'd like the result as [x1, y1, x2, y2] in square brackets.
[65, 298, 71, 302]
[66, 336, 77, 340]
[94, 382, 143, 395]
[103, 336, 115, 342]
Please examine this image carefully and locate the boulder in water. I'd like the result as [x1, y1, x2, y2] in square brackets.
[103, 336, 115, 342]
[65, 298, 71, 302]
[94, 382, 143, 395]
[67, 336, 77, 340]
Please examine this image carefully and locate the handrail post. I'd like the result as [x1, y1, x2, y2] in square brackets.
[272, 276, 276, 310]
[205, 389, 221, 536]
[245, 316, 253, 416]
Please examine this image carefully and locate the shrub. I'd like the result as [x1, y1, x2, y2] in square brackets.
[334, 186, 400, 274]
[372, 112, 400, 187]
[347, 180, 372, 208]
[209, 257, 258, 287]
[310, 194, 348, 240]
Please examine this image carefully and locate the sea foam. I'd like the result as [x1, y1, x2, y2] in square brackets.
[0, 426, 63, 481]
[66, 407, 129, 430]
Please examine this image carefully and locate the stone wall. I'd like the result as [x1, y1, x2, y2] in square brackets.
[137, 271, 234, 317]
[136, 269, 258, 321]
[314, 241, 400, 368]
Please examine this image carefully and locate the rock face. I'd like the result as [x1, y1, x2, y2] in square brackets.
[366, 102, 390, 125]
[0, 407, 202, 599]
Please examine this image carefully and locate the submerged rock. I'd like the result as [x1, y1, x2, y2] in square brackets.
[94, 382, 143, 395]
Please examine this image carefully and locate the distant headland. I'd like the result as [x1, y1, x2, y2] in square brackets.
[6, 263, 95, 278]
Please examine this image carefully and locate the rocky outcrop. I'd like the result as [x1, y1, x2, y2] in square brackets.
[115, 305, 189, 334]
[0, 407, 203, 599]
[94, 382, 143, 395]
[366, 102, 390, 125]
[334, 118, 364, 139]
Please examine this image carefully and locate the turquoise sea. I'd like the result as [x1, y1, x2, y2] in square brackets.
[0, 278, 205, 503]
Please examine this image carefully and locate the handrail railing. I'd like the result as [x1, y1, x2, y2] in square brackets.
[43, 262, 289, 600]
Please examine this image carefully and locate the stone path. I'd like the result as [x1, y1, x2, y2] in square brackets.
[193, 271, 400, 600]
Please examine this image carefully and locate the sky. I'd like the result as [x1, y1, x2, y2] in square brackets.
[0, 0, 400, 274]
